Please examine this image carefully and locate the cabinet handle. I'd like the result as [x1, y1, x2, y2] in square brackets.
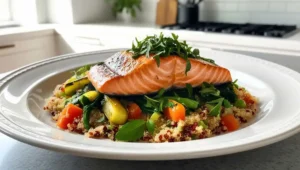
[0, 44, 15, 50]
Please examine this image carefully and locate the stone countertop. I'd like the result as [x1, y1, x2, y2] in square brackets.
[0, 132, 299, 170]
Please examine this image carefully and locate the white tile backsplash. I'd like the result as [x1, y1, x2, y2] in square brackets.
[198, 0, 299, 25]
[140, 0, 300, 26]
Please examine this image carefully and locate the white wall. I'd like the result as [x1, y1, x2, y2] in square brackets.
[47, 0, 114, 24]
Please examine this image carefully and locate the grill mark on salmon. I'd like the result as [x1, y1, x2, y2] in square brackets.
[88, 51, 232, 95]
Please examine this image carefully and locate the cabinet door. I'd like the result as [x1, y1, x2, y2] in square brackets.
[0, 49, 55, 73]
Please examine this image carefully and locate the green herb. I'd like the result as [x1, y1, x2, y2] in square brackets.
[186, 84, 193, 98]
[199, 120, 208, 129]
[233, 79, 239, 88]
[154, 88, 166, 99]
[115, 120, 146, 142]
[223, 99, 232, 108]
[234, 99, 246, 108]
[206, 98, 224, 116]
[199, 83, 221, 102]
[215, 82, 237, 103]
[165, 97, 199, 109]
[146, 120, 155, 134]
[144, 96, 175, 112]
[83, 93, 103, 130]
[128, 33, 215, 74]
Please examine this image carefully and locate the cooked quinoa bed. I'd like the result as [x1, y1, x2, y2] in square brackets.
[45, 84, 258, 143]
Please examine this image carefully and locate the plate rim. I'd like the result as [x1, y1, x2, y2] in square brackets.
[1, 48, 300, 160]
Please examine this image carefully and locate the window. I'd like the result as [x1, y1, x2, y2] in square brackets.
[0, 0, 11, 21]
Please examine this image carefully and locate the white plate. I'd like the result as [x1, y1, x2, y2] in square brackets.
[1, 49, 300, 160]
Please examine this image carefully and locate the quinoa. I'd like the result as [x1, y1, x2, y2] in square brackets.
[45, 84, 259, 143]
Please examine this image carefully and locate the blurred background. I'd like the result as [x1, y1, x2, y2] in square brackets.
[1, 0, 300, 73]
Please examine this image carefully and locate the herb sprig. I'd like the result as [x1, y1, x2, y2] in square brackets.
[128, 33, 216, 74]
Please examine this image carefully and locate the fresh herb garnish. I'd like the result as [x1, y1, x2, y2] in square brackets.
[128, 33, 215, 74]
[223, 99, 232, 108]
[206, 98, 224, 116]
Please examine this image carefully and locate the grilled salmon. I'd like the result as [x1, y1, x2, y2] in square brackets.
[88, 51, 232, 95]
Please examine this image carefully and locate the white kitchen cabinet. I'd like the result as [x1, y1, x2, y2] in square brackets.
[0, 35, 57, 73]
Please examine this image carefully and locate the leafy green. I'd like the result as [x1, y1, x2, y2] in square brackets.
[206, 98, 224, 116]
[198, 83, 221, 102]
[165, 97, 199, 109]
[234, 99, 246, 108]
[146, 120, 155, 134]
[153, 88, 165, 99]
[186, 83, 193, 98]
[223, 99, 232, 108]
[83, 93, 103, 130]
[215, 82, 237, 103]
[144, 95, 175, 112]
[128, 33, 215, 74]
[115, 120, 146, 142]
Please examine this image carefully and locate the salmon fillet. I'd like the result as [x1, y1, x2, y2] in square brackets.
[88, 51, 232, 95]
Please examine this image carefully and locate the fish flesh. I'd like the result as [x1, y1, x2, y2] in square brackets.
[88, 51, 232, 95]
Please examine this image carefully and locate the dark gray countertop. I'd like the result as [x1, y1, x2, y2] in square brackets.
[1, 132, 299, 170]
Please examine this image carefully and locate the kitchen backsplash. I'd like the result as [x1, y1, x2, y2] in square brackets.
[138, 0, 300, 26]
[199, 0, 300, 26]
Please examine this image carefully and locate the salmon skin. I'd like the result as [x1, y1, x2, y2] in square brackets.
[88, 51, 232, 95]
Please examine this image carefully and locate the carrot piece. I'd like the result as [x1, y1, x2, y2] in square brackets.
[221, 114, 240, 132]
[127, 102, 142, 119]
[163, 100, 185, 122]
[56, 104, 83, 129]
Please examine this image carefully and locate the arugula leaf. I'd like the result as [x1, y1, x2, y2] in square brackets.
[165, 97, 199, 109]
[146, 120, 155, 134]
[207, 98, 224, 104]
[223, 99, 231, 108]
[115, 120, 146, 142]
[206, 98, 224, 116]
